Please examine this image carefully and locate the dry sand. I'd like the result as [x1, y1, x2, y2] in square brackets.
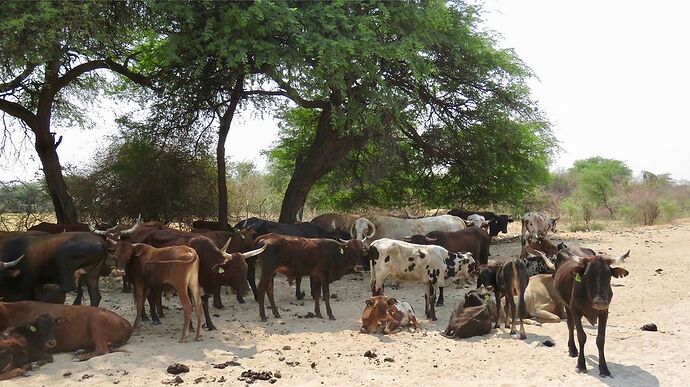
[4, 219, 689, 386]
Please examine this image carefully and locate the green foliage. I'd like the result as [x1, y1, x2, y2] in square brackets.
[226, 161, 283, 221]
[568, 157, 632, 216]
[69, 126, 217, 225]
[568, 222, 605, 232]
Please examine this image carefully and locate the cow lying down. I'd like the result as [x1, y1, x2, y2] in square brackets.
[0, 302, 132, 361]
[360, 296, 419, 334]
[440, 288, 492, 339]
[0, 314, 57, 380]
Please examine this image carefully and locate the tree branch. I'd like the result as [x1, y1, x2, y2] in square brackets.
[0, 65, 36, 94]
[54, 59, 152, 91]
[0, 99, 38, 129]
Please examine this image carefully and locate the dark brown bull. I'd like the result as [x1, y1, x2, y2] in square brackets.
[255, 234, 367, 321]
[0, 314, 57, 380]
[0, 232, 108, 306]
[554, 249, 629, 376]
[0, 301, 132, 361]
[403, 226, 488, 306]
[475, 258, 530, 339]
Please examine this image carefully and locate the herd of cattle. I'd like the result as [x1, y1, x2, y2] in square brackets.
[0, 209, 630, 379]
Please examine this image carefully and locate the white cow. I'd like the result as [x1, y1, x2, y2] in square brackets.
[351, 215, 466, 242]
[369, 238, 474, 321]
[520, 212, 560, 247]
[465, 214, 490, 229]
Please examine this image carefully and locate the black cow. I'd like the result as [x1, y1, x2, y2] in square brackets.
[0, 232, 108, 306]
[233, 217, 352, 300]
[447, 210, 513, 238]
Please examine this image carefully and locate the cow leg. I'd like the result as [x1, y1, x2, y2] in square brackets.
[148, 290, 160, 325]
[534, 309, 561, 323]
[201, 294, 216, 331]
[176, 282, 193, 343]
[189, 285, 204, 341]
[573, 310, 588, 373]
[321, 279, 335, 320]
[246, 259, 258, 302]
[436, 287, 444, 307]
[121, 277, 132, 293]
[267, 276, 281, 319]
[212, 288, 225, 309]
[426, 283, 437, 321]
[310, 277, 322, 318]
[74, 277, 85, 305]
[295, 276, 306, 300]
[257, 275, 269, 321]
[493, 291, 502, 329]
[597, 311, 611, 377]
[84, 274, 102, 307]
[506, 293, 517, 334]
[133, 284, 147, 329]
[565, 308, 578, 357]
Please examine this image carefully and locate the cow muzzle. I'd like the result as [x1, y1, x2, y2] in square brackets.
[46, 339, 57, 349]
[353, 265, 364, 273]
[592, 297, 609, 311]
[110, 269, 126, 277]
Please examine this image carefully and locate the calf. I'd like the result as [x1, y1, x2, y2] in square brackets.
[440, 289, 492, 339]
[554, 249, 630, 376]
[521, 274, 564, 323]
[475, 258, 530, 339]
[255, 234, 368, 321]
[112, 243, 203, 343]
[520, 212, 559, 247]
[0, 314, 57, 380]
[360, 296, 419, 334]
[369, 238, 474, 321]
[0, 301, 132, 361]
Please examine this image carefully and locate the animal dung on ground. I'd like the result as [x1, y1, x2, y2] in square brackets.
[212, 360, 241, 369]
[364, 350, 377, 358]
[166, 363, 190, 374]
[542, 340, 555, 347]
[641, 323, 658, 332]
[238, 370, 274, 383]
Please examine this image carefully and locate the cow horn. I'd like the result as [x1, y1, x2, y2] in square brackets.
[0, 255, 24, 270]
[89, 224, 107, 236]
[106, 237, 118, 249]
[241, 244, 267, 259]
[364, 219, 376, 239]
[426, 237, 438, 242]
[533, 251, 556, 272]
[608, 250, 630, 264]
[401, 236, 412, 242]
[120, 214, 142, 236]
[221, 236, 232, 253]
[337, 238, 349, 244]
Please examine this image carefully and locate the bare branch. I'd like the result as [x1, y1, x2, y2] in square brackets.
[0, 99, 38, 129]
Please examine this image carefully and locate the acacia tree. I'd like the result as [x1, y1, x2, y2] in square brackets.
[0, 1, 150, 223]
[570, 157, 632, 217]
[263, 1, 553, 219]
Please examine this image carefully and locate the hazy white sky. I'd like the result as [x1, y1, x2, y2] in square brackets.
[2, 0, 689, 181]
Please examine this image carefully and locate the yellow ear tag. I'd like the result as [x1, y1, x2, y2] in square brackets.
[483, 294, 490, 305]
[217, 267, 225, 274]
[29, 325, 37, 332]
[574, 273, 582, 283]
[339, 247, 344, 255]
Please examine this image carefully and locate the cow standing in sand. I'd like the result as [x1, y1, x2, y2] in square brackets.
[520, 212, 560, 248]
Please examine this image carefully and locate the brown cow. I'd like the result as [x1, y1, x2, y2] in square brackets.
[112, 243, 203, 343]
[255, 234, 367, 321]
[0, 314, 57, 380]
[0, 301, 132, 361]
[310, 213, 359, 233]
[475, 258, 530, 339]
[440, 288, 492, 339]
[554, 249, 629, 376]
[360, 296, 419, 334]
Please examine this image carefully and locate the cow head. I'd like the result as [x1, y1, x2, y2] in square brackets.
[230, 228, 258, 252]
[210, 245, 263, 295]
[339, 239, 369, 272]
[463, 289, 485, 308]
[444, 252, 475, 282]
[117, 214, 143, 240]
[361, 296, 401, 334]
[489, 215, 513, 237]
[475, 264, 499, 291]
[351, 218, 376, 242]
[549, 216, 561, 233]
[111, 241, 146, 276]
[464, 214, 490, 229]
[17, 314, 60, 350]
[569, 250, 629, 311]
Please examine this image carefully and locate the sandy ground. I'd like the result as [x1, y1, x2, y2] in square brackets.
[4, 219, 689, 386]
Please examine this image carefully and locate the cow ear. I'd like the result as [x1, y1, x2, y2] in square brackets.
[611, 267, 629, 278]
[5, 269, 21, 278]
[213, 264, 225, 274]
[54, 317, 67, 326]
[387, 298, 397, 306]
[132, 245, 144, 256]
[365, 299, 373, 307]
[570, 266, 585, 278]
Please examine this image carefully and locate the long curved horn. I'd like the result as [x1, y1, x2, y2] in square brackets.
[337, 237, 350, 244]
[89, 224, 107, 236]
[241, 244, 267, 260]
[364, 219, 376, 239]
[607, 250, 630, 264]
[120, 214, 142, 236]
[221, 236, 232, 253]
[533, 251, 556, 272]
[0, 255, 24, 270]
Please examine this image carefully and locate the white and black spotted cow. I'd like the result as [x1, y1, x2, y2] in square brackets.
[368, 238, 474, 321]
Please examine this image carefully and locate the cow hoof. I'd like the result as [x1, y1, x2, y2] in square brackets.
[273, 313, 282, 319]
[152, 320, 161, 325]
[296, 292, 306, 300]
[569, 350, 578, 358]
[329, 316, 336, 321]
[519, 333, 527, 340]
[510, 329, 516, 335]
[261, 317, 268, 322]
[179, 338, 187, 343]
[205, 324, 216, 331]
[237, 298, 246, 304]
[213, 304, 225, 310]
[141, 315, 149, 322]
[599, 370, 611, 377]
[195, 336, 203, 342]
[435, 302, 443, 307]
[315, 314, 323, 319]
[576, 367, 587, 374]
[431, 316, 438, 321]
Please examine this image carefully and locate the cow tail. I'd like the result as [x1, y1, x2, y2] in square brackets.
[368, 246, 378, 292]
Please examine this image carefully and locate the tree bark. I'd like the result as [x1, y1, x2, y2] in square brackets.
[278, 106, 365, 223]
[215, 75, 244, 230]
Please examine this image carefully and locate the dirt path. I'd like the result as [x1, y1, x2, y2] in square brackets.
[5, 220, 689, 386]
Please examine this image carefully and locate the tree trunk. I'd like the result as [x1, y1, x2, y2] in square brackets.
[278, 107, 365, 223]
[33, 122, 78, 224]
[215, 75, 244, 230]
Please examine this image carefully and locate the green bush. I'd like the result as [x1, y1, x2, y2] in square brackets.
[568, 222, 605, 232]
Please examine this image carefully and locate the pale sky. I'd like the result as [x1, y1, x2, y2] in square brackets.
[2, 0, 689, 181]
